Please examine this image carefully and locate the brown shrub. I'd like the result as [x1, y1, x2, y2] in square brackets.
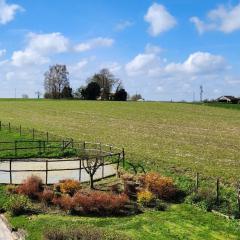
[71, 191, 129, 215]
[40, 188, 55, 205]
[140, 172, 177, 201]
[59, 179, 81, 196]
[17, 175, 43, 200]
[53, 195, 73, 211]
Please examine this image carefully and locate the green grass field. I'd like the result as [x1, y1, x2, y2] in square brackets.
[1, 99, 240, 239]
[0, 99, 239, 180]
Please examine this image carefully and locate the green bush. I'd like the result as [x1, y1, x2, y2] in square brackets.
[4, 194, 33, 216]
[185, 188, 216, 211]
[0, 186, 8, 212]
[155, 200, 168, 211]
[43, 226, 131, 240]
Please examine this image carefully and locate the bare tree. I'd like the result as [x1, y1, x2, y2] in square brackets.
[82, 154, 104, 189]
[44, 64, 70, 99]
[89, 68, 119, 100]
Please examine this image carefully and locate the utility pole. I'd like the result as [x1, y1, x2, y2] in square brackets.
[14, 88, 16, 99]
[200, 85, 203, 102]
[35, 91, 41, 99]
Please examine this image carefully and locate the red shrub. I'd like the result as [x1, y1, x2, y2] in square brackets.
[40, 188, 55, 205]
[17, 175, 43, 199]
[52, 195, 73, 211]
[140, 172, 177, 201]
[71, 191, 129, 215]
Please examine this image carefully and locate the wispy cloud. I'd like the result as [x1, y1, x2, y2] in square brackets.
[191, 3, 240, 34]
[0, 0, 24, 25]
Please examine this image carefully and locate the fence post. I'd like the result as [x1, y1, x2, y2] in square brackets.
[8, 122, 11, 132]
[83, 141, 86, 150]
[45, 160, 48, 185]
[46, 132, 49, 143]
[9, 159, 12, 185]
[0, 121, 1, 131]
[32, 128, 35, 140]
[14, 140, 17, 157]
[38, 140, 41, 154]
[102, 157, 104, 178]
[79, 159, 81, 182]
[216, 178, 220, 205]
[19, 125, 22, 137]
[43, 141, 46, 153]
[195, 172, 199, 192]
[122, 148, 125, 168]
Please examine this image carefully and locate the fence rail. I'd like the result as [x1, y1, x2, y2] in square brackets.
[0, 120, 125, 184]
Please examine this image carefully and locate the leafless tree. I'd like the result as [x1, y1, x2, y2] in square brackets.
[82, 154, 104, 189]
[44, 64, 69, 99]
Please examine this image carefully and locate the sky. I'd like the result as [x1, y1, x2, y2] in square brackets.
[0, 0, 240, 101]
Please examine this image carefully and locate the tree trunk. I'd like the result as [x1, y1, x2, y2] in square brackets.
[90, 174, 94, 189]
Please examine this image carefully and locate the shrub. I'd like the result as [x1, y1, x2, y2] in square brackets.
[17, 175, 43, 200]
[4, 194, 33, 216]
[71, 191, 130, 216]
[53, 195, 73, 211]
[59, 179, 81, 196]
[155, 199, 168, 211]
[140, 172, 177, 201]
[6, 185, 18, 194]
[41, 188, 55, 205]
[137, 189, 155, 207]
[185, 188, 216, 211]
[44, 226, 131, 240]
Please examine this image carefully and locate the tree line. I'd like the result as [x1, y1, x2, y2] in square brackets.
[44, 64, 130, 101]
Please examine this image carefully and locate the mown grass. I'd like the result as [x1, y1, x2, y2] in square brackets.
[0, 184, 235, 240]
[0, 99, 239, 181]
[7, 204, 240, 240]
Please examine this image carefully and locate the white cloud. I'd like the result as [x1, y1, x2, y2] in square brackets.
[144, 3, 177, 36]
[191, 3, 240, 34]
[0, 0, 23, 25]
[0, 48, 6, 57]
[11, 32, 69, 66]
[165, 52, 226, 75]
[69, 59, 88, 74]
[75, 37, 114, 52]
[115, 20, 134, 31]
[27, 32, 69, 54]
[126, 53, 160, 76]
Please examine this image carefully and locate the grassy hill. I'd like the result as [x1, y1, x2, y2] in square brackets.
[0, 99, 239, 180]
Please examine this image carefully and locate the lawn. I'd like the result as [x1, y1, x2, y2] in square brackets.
[0, 99, 239, 180]
[7, 203, 240, 240]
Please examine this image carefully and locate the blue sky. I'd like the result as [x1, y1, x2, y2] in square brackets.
[0, 0, 240, 101]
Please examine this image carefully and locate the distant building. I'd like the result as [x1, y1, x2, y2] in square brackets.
[216, 96, 240, 104]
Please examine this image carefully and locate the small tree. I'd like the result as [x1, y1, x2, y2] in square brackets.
[84, 82, 101, 100]
[114, 88, 127, 101]
[82, 155, 104, 189]
[61, 86, 73, 99]
[89, 68, 119, 100]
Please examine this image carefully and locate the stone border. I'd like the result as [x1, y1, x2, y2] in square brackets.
[0, 214, 26, 240]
